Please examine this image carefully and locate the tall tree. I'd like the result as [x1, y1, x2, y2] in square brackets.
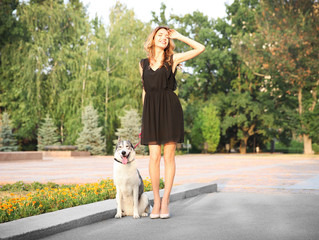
[212, 0, 280, 154]
[101, 2, 151, 153]
[156, 1, 275, 153]
[232, 0, 319, 154]
[0, 0, 90, 145]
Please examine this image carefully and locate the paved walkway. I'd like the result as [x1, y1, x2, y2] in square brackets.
[1, 154, 319, 193]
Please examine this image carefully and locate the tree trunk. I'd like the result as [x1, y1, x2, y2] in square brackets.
[203, 142, 208, 154]
[239, 138, 247, 154]
[297, 87, 314, 155]
[105, 44, 110, 128]
[303, 134, 313, 154]
[60, 118, 64, 143]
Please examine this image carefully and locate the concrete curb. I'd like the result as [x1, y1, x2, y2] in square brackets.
[0, 182, 217, 240]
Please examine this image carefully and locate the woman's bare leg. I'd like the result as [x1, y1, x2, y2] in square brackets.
[161, 142, 176, 214]
[149, 144, 162, 214]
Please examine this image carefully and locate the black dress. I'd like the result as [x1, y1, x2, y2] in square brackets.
[140, 57, 184, 146]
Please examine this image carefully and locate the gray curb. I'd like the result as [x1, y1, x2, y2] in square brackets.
[0, 182, 217, 240]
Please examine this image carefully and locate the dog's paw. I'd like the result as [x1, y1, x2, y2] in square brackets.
[141, 212, 148, 217]
[133, 213, 140, 219]
[115, 213, 122, 219]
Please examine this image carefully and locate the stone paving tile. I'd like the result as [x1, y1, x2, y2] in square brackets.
[0, 154, 319, 193]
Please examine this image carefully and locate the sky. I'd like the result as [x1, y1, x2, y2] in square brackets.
[80, 0, 234, 26]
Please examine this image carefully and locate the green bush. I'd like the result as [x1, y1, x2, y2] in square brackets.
[313, 143, 319, 154]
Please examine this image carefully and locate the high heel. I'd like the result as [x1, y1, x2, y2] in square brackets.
[160, 213, 170, 219]
[150, 213, 160, 219]
[160, 201, 170, 219]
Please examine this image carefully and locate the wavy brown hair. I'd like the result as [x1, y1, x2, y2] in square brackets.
[144, 26, 175, 69]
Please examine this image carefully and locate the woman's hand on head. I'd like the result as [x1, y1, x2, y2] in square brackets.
[168, 29, 183, 40]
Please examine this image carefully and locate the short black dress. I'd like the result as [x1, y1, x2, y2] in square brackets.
[140, 57, 184, 146]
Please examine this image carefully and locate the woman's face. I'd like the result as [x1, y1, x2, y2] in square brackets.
[154, 28, 169, 50]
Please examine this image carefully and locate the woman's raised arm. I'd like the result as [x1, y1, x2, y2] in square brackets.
[169, 29, 205, 69]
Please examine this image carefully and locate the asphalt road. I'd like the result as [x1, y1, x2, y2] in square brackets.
[40, 192, 319, 240]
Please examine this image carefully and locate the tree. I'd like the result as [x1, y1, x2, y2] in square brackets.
[0, 112, 18, 151]
[0, 0, 26, 51]
[114, 109, 145, 155]
[76, 105, 105, 155]
[37, 114, 60, 151]
[0, 0, 91, 144]
[212, 0, 280, 154]
[202, 104, 220, 153]
[166, 0, 271, 153]
[191, 104, 220, 153]
[232, 0, 319, 154]
[102, 2, 151, 153]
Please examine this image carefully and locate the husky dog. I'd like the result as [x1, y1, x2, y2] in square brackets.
[113, 139, 149, 219]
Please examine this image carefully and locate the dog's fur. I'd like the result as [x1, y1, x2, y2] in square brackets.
[113, 139, 149, 219]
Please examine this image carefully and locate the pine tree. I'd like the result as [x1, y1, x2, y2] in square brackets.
[0, 112, 18, 152]
[114, 109, 145, 155]
[76, 105, 105, 155]
[37, 114, 60, 151]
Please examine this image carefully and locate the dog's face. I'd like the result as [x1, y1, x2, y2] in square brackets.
[114, 140, 136, 165]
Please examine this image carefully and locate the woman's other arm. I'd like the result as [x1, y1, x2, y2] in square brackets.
[139, 62, 145, 105]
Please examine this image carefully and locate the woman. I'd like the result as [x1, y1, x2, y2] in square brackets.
[139, 26, 205, 219]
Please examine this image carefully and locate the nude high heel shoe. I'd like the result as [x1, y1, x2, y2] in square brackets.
[150, 213, 160, 219]
[149, 205, 160, 219]
[160, 213, 170, 219]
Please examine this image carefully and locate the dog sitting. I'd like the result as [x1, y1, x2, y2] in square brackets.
[113, 139, 149, 219]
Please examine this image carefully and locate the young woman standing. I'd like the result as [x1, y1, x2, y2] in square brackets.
[139, 26, 205, 219]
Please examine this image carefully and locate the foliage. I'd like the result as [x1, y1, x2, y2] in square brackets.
[190, 108, 205, 151]
[165, 0, 270, 153]
[232, 0, 319, 153]
[201, 104, 220, 153]
[0, 112, 18, 151]
[0, 178, 164, 223]
[313, 143, 319, 154]
[190, 104, 220, 153]
[0, 1, 150, 154]
[1, 0, 318, 154]
[0, 0, 26, 49]
[76, 105, 105, 155]
[37, 114, 60, 150]
[265, 140, 304, 154]
[0, 0, 90, 142]
[114, 109, 146, 155]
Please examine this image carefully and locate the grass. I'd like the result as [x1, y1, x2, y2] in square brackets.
[0, 178, 164, 223]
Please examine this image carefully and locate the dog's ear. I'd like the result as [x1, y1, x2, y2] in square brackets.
[130, 142, 134, 149]
[117, 136, 121, 143]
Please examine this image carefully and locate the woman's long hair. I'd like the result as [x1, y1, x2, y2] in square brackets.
[144, 26, 175, 69]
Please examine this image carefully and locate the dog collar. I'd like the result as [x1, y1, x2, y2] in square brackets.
[114, 158, 135, 165]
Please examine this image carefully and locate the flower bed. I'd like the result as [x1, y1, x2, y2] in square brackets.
[0, 178, 164, 223]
